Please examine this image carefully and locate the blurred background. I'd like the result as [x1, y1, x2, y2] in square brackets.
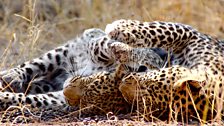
[0, 0, 223, 69]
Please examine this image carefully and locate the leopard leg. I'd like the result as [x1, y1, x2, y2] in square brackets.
[0, 41, 84, 93]
[0, 90, 66, 111]
[105, 20, 199, 51]
[0, 29, 107, 93]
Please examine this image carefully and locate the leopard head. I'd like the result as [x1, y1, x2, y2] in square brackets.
[63, 76, 89, 106]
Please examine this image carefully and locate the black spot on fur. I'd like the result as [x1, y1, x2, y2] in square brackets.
[159, 25, 167, 30]
[43, 100, 49, 106]
[97, 85, 102, 89]
[63, 50, 68, 57]
[48, 63, 54, 72]
[33, 97, 38, 101]
[191, 35, 198, 40]
[22, 73, 26, 79]
[164, 95, 169, 101]
[55, 55, 61, 65]
[55, 48, 63, 52]
[43, 85, 50, 92]
[149, 25, 156, 29]
[39, 63, 46, 72]
[159, 95, 163, 101]
[48, 94, 54, 97]
[142, 30, 147, 35]
[18, 98, 22, 102]
[132, 30, 137, 34]
[157, 29, 162, 34]
[20, 63, 26, 68]
[176, 102, 180, 107]
[18, 94, 23, 97]
[137, 65, 147, 72]
[160, 74, 166, 78]
[36, 102, 42, 107]
[167, 37, 173, 43]
[151, 38, 158, 43]
[163, 85, 167, 90]
[103, 86, 108, 89]
[196, 51, 202, 55]
[51, 100, 57, 104]
[177, 29, 183, 34]
[158, 82, 163, 85]
[25, 97, 32, 104]
[174, 96, 180, 101]
[172, 32, 178, 39]
[168, 27, 174, 31]
[26, 68, 33, 75]
[102, 37, 107, 43]
[184, 27, 190, 32]
[158, 35, 165, 41]
[149, 30, 156, 35]
[181, 98, 186, 104]
[35, 87, 42, 93]
[188, 104, 194, 110]
[94, 47, 99, 55]
[165, 31, 171, 35]
[182, 33, 187, 40]
[47, 53, 52, 60]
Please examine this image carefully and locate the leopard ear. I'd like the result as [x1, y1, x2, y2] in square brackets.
[174, 79, 206, 95]
[173, 71, 206, 89]
[114, 64, 130, 80]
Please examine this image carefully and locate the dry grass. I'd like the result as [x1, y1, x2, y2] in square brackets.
[0, 0, 224, 125]
[0, 0, 223, 68]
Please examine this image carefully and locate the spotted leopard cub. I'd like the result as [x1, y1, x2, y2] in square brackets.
[63, 65, 130, 116]
[0, 28, 120, 111]
[106, 19, 224, 121]
[63, 47, 166, 116]
[0, 27, 168, 111]
[0, 28, 115, 94]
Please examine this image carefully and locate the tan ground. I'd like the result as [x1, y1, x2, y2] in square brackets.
[0, 0, 224, 125]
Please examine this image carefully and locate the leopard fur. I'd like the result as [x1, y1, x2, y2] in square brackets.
[0, 28, 116, 110]
[0, 28, 166, 111]
[63, 42, 166, 116]
[105, 19, 224, 121]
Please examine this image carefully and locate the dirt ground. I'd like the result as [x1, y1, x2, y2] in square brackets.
[0, 0, 224, 125]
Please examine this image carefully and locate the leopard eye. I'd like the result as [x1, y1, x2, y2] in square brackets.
[70, 76, 82, 83]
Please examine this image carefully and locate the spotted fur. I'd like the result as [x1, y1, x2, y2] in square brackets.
[105, 19, 224, 121]
[0, 27, 166, 111]
[0, 28, 116, 110]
